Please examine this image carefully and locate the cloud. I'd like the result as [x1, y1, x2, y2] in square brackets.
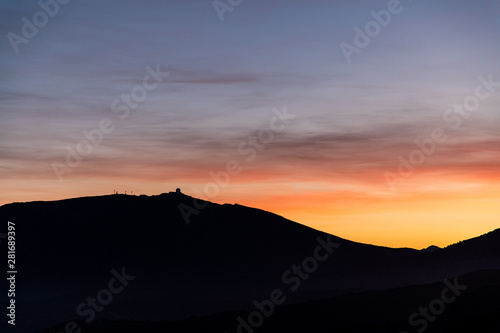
[166, 69, 260, 85]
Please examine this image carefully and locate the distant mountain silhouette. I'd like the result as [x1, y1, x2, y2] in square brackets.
[421, 245, 442, 252]
[0, 193, 499, 332]
[36, 270, 500, 333]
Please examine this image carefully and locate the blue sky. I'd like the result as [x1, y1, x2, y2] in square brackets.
[1, 0, 500, 247]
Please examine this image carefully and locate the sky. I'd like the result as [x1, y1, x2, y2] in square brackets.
[1, 0, 500, 249]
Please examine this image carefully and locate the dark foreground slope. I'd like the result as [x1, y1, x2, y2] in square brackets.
[38, 269, 500, 333]
[0, 192, 499, 332]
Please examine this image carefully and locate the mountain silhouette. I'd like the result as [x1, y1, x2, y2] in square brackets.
[0, 192, 499, 332]
[421, 245, 441, 252]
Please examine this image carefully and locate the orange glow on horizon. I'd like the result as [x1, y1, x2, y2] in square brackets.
[3, 171, 499, 250]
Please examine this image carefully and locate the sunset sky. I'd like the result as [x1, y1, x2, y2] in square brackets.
[1, 0, 500, 249]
